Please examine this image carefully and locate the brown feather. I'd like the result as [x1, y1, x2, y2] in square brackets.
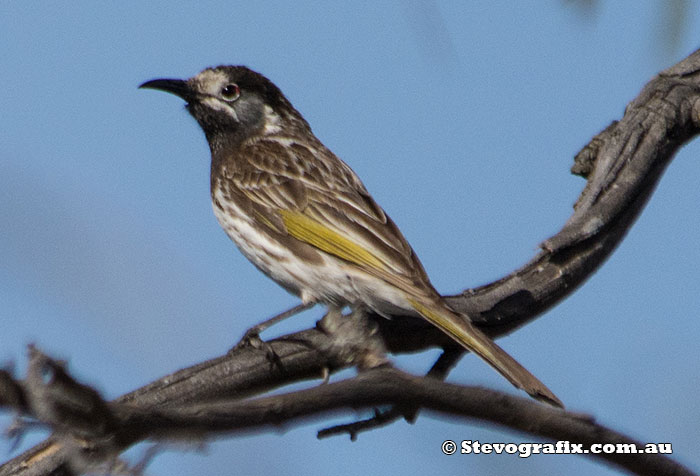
[220, 137, 433, 291]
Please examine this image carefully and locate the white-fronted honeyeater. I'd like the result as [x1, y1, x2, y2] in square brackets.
[140, 66, 561, 407]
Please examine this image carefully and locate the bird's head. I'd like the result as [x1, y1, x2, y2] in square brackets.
[140, 66, 308, 150]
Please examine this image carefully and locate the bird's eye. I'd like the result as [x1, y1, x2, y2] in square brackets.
[221, 83, 240, 101]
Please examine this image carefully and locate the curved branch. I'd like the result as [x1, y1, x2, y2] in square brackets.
[392, 50, 700, 349]
[3, 49, 700, 476]
[2, 352, 695, 476]
[118, 368, 694, 476]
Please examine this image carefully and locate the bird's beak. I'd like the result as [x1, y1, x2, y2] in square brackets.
[139, 78, 193, 100]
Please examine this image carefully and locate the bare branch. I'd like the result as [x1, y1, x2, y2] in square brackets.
[2, 349, 695, 476]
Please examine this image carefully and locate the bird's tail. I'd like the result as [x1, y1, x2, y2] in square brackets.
[408, 296, 563, 408]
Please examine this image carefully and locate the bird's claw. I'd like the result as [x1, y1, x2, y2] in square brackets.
[230, 329, 280, 365]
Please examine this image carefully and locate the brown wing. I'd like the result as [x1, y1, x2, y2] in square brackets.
[221, 137, 433, 290]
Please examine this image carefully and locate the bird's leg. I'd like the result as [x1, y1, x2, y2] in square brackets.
[317, 305, 345, 334]
[234, 302, 315, 351]
[318, 306, 390, 370]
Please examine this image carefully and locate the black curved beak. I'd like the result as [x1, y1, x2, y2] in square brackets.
[139, 78, 193, 100]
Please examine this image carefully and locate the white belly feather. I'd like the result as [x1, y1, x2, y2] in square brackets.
[211, 186, 411, 314]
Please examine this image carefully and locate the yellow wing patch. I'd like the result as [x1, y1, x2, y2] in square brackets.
[408, 297, 500, 364]
[279, 210, 387, 271]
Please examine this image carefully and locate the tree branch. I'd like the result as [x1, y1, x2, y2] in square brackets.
[3, 48, 700, 476]
[2, 350, 695, 476]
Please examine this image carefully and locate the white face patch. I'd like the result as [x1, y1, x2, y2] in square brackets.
[190, 69, 241, 122]
[191, 69, 230, 96]
[201, 96, 240, 122]
[262, 104, 282, 134]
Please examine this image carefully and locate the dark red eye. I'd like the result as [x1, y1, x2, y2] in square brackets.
[221, 83, 240, 101]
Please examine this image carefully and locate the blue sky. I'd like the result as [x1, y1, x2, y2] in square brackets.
[2, 2, 699, 475]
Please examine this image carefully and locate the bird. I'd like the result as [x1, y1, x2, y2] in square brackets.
[140, 66, 562, 407]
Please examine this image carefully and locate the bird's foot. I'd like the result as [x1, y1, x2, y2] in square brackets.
[230, 326, 277, 361]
